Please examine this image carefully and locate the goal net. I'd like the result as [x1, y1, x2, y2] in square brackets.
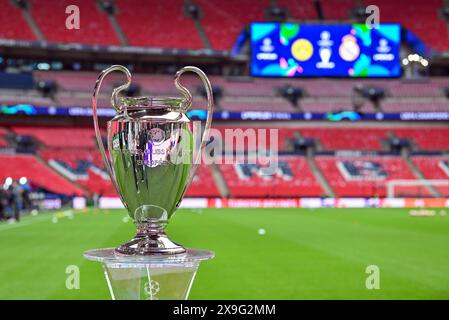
[386, 180, 449, 198]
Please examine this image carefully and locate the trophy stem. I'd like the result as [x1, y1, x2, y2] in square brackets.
[115, 221, 186, 255]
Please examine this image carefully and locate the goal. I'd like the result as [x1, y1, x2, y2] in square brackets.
[386, 180, 449, 198]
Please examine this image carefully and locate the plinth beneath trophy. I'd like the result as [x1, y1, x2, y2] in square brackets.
[84, 248, 213, 300]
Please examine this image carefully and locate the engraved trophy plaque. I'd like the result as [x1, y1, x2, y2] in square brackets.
[84, 65, 214, 300]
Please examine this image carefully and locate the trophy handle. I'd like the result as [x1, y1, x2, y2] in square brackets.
[92, 65, 131, 197]
[174, 66, 214, 194]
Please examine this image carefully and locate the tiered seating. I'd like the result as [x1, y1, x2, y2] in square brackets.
[393, 127, 449, 150]
[32, 71, 449, 112]
[277, 0, 317, 20]
[40, 149, 116, 196]
[412, 156, 449, 197]
[35, 71, 103, 91]
[12, 126, 96, 148]
[0, 89, 55, 106]
[373, 0, 449, 51]
[213, 126, 449, 152]
[115, 0, 202, 49]
[0, 127, 8, 148]
[413, 156, 449, 179]
[316, 156, 422, 197]
[387, 80, 447, 97]
[282, 0, 355, 21]
[196, 0, 269, 50]
[220, 156, 323, 197]
[221, 97, 294, 112]
[185, 164, 220, 197]
[320, 0, 354, 20]
[412, 156, 449, 196]
[12, 124, 445, 154]
[0, 138, 7, 148]
[40, 148, 219, 197]
[0, 154, 84, 195]
[0, 0, 35, 40]
[2, 0, 447, 53]
[299, 128, 386, 150]
[30, 0, 119, 45]
[297, 127, 449, 151]
[382, 99, 449, 112]
[301, 99, 353, 112]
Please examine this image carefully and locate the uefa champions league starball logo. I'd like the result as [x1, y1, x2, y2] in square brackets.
[144, 280, 160, 299]
[149, 128, 166, 146]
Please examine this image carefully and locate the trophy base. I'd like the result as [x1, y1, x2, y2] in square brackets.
[115, 232, 186, 255]
[84, 248, 214, 300]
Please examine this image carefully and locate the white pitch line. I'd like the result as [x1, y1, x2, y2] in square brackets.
[0, 210, 77, 232]
[0, 215, 51, 231]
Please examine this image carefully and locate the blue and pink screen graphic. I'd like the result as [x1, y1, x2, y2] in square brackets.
[250, 23, 401, 78]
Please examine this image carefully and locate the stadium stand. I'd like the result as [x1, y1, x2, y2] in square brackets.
[1, 1, 448, 202]
[0, 127, 8, 148]
[39, 149, 115, 196]
[320, 0, 354, 20]
[1, 123, 449, 198]
[12, 126, 97, 148]
[115, 0, 203, 49]
[393, 127, 449, 151]
[381, 99, 449, 112]
[185, 164, 221, 197]
[195, 0, 269, 50]
[0, 0, 35, 40]
[298, 128, 385, 151]
[220, 156, 323, 197]
[413, 156, 449, 180]
[28, 71, 449, 112]
[372, 0, 449, 51]
[0, 153, 84, 196]
[29, 0, 119, 45]
[412, 156, 449, 195]
[0, 0, 448, 53]
[315, 156, 425, 197]
[277, 0, 318, 20]
[39, 148, 220, 197]
[212, 126, 449, 152]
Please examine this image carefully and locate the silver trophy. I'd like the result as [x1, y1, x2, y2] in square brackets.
[84, 65, 214, 300]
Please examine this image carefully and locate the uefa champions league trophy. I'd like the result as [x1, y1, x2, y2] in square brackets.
[84, 65, 214, 300]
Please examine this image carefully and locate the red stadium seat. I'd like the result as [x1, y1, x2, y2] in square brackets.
[412, 156, 449, 196]
[185, 164, 220, 197]
[393, 127, 449, 151]
[12, 126, 97, 148]
[277, 0, 317, 20]
[0, 154, 84, 196]
[40, 148, 220, 198]
[220, 156, 323, 197]
[0, 0, 35, 40]
[30, 0, 119, 45]
[40, 149, 116, 197]
[195, 0, 269, 50]
[373, 0, 449, 51]
[115, 0, 203, 49]
[315, 156, 426, 197]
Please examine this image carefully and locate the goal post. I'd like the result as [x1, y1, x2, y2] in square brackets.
[386, 179, 449, 198]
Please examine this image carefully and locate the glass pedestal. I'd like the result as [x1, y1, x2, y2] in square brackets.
[84, 248, 214, 300]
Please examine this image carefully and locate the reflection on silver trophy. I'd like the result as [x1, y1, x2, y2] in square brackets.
[92, 65, 213, 255]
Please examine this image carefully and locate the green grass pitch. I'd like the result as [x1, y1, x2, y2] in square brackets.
[0, 207, 448, 299]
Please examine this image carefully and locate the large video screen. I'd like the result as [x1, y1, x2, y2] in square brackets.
[250, 23, 401, 78]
